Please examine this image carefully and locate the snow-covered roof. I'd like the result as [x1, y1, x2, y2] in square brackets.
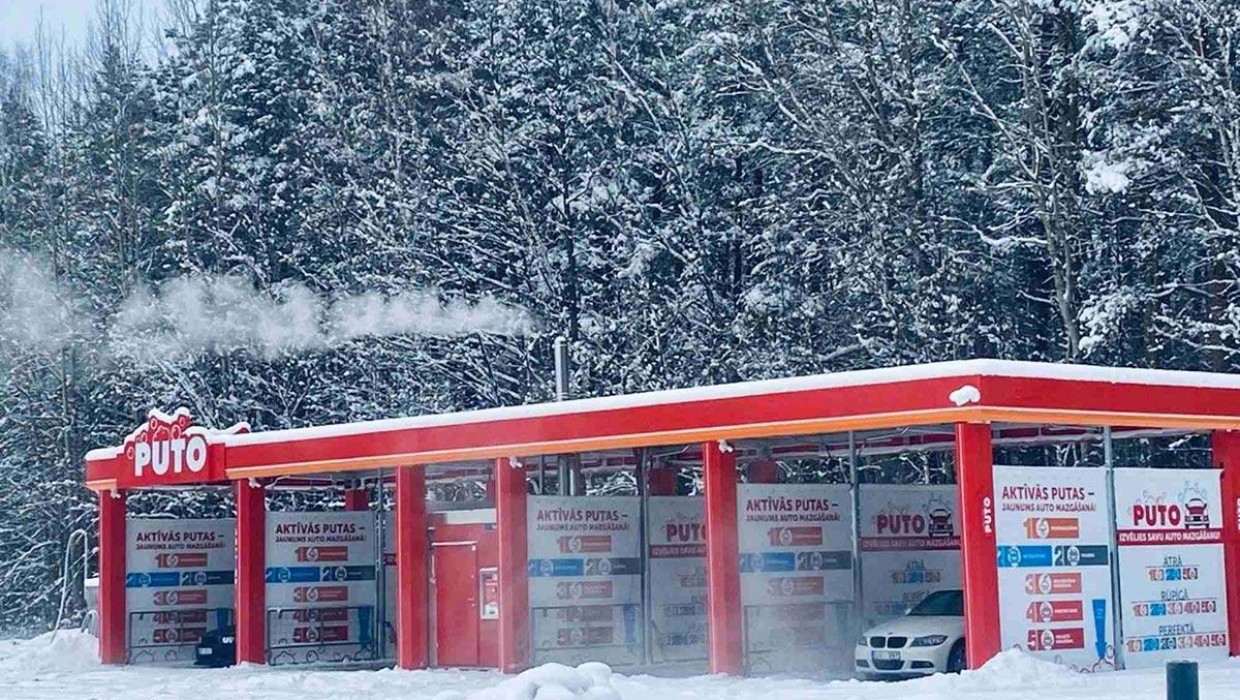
[84, 407, 249, 461]
[217, 359, 1240, 448]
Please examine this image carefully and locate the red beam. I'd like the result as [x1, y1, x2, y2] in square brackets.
[235, 480, 266, 664]
[495, 457, 529, 672]
[983, 375, 1240, 418]
[98, 490, 126, 665]
[224, 377, 977, 470]
[954, 423, 1001, 669]
[1214, 431, 1240, 657]
[85, 453, 119, 487]
[395, 467, 429, 669]
[703, 441, 743, 675]
[92, 369, 1240, 487]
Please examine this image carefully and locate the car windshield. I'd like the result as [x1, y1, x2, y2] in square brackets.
[908, 590, 964, 616]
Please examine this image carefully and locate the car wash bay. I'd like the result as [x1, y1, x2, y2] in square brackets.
[86, 361, 1240, 675]
[114, 441, 959, 673]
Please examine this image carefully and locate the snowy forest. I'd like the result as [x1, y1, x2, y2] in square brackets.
[0, 0, 1237, 633]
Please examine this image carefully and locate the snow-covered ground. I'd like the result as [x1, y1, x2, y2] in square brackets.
[3, 632, 1238, 700]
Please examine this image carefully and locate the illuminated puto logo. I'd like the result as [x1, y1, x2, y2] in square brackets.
[135, 433, 208, 477]
[126, 409, 205, 478]
[116, 407, 248, 487]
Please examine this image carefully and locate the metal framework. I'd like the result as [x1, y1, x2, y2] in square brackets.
[84, 359, 1240, 673]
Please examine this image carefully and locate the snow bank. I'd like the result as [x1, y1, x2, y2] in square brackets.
[969, 649, 1085, 687]
[912, 649, 1087, 693]
[479, 662, 620, 700]
[3, 643, 1240, 700]
[0, 630, 99, 675]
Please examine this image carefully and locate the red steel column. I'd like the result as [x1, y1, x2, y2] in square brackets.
[1213, 431, 1240, 656]
[395, 466, 429, 669]
[703, 440, 743, 675]
[345, 486, 370, 511]
[235, 479, 266, 664]
[98, 489, 127, 665]
[496, 457, 529, 673]
[954, 422, 1001, 669]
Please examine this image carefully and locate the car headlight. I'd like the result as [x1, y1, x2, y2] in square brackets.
[856, 636, 868, 647]
[221, 636, 235, 644]
[911, 635, 948, 647]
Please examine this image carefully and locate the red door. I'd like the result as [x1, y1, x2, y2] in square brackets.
[433, 542, 480, 667]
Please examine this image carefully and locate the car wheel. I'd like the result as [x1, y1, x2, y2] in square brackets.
[947, 640, 966, 674]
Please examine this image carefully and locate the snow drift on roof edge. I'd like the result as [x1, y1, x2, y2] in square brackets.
[218, 358, 1240, 447]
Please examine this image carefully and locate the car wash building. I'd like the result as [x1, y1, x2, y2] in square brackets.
[83, 360, 1240, 675]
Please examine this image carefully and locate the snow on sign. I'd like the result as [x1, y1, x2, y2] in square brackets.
[125, 518, 235, 665]
[646, 496, 707, 664]
[993, 466, 1115, 672]
[265, 512, 379, 665]
[858, 485, 961, 627]
[737, 483, 854, 673]
[116, 408, 247, 489]
[527, 496, 643, 667]
[1113, 469, 1229, 669]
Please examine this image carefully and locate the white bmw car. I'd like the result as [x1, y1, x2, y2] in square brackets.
[854, 589, 966, 679]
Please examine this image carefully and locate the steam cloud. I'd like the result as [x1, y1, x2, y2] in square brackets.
[0, 250, 89, 352]
[110, 275, 536, 360]
[0, 252, 535, 361]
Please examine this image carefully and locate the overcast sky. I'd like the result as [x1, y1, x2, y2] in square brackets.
[1, 0, 159, 52]
[0, 0, 95, 49]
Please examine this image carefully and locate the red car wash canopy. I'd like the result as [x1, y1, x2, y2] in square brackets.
[83, 359, 1240, 674]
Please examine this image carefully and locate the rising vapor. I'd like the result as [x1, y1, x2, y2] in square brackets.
[0, 256, 535, 361]
[110, 275, 536, 361]
[0, 250, 89, 353]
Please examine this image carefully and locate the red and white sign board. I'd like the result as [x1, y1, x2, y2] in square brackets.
[646, 496, 707, 664]
[994, 466, 1115, 672]
[527, 496, 643, 667]
[737, 484, 853, 673]
[116, 408, 246, 489]
[1114, 469, 1228, 668]
[858, 485, 961, 626]
[125, 518, 235, 664]
[265, 512, 378, 665]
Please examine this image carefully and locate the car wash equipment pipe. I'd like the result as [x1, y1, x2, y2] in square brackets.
[52, 528, 91, 642]
[1103, 426, 1126, 670]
